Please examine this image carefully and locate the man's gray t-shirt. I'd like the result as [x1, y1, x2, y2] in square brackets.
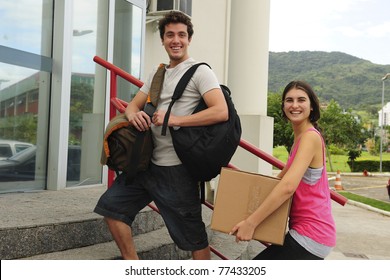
[140, 58, 221, 166]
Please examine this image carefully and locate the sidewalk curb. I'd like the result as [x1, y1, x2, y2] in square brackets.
[346, 199, 390, 217]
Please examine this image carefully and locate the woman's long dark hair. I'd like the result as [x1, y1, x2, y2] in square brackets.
[281, 80, 321, 131]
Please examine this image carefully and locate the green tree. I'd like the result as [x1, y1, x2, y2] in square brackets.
[69, 82, 94, 144]
[320, 99, 366, 171]
[320, 100, 365, 149]
[348, 149, 362, 171]
[267, 92, 294, 152]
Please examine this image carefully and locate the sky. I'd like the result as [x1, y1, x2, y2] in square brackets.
[0, 0, 143, 89]
[269, 0, 390, 66]
[2, 0, 390, 89]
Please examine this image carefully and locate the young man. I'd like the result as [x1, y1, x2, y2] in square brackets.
[94, 11, 228, 260]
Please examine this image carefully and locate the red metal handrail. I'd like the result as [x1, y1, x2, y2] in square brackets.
[94, 55, 347, 259]
[94, 55, 347, 206]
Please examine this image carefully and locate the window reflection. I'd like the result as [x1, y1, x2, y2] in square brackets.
[0, 0, 52, 56]
[0, 64, 49, 193]
[0, 0, 145, 192]
[0, 0, 52, 193]
[114, 0, 143, 102]
[68, 0, 143, 187]
[68, 0, 107, 187]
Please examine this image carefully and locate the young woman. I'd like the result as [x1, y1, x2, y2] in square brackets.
[231, 81, 336, 260]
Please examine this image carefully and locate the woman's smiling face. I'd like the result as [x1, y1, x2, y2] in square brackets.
[282, 88, 312, 123]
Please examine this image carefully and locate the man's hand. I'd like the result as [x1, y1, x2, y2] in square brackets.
[127, 111, 151, 131]
[152, 110, 176, 127]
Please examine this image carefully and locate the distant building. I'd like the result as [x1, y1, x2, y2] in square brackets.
[378, 102, 390, 126]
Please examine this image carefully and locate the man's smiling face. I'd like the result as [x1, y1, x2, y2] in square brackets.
[162, 23, 191, 67]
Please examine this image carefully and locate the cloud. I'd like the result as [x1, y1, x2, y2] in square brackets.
[0, 0, 47, 53]
[269, 0, 390, 64]
[335, 21, 390, 39]
[335, 26, 364, 38]
[366, 22, 390, 38]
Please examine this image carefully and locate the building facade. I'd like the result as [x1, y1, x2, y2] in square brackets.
[0, 0, 271, 194]
[378, 102, 390, 127]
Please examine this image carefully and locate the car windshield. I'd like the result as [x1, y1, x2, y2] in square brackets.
[15, 144, 32, 153]
[0, 145, 13, 158]
[6, 146, 36, 162]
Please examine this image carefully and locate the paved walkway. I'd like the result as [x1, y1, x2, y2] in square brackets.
[328, 172, 390, 259]
[327, 200, 390, 260]
[1, 174, 389, 260]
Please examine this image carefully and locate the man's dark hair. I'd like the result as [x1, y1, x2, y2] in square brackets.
[158, 11, 194, 40]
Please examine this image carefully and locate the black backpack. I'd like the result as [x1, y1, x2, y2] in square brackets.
[161, 63, 242, 181]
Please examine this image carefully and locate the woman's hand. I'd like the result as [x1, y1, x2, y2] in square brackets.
[230, 219, 257, 243]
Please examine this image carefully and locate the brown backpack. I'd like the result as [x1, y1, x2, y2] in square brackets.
[100, 64, 166, 182]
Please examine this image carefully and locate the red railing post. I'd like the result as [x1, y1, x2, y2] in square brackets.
[110, 72, 117, 120]
[107, 72, 118, 187]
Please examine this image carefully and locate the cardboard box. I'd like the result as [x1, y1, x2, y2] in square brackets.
[211, 168, 292, 245]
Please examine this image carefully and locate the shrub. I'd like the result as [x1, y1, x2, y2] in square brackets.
[347, 160, 390, 172]
[328, 144, 347, 155]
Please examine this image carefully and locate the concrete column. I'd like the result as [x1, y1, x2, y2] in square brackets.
[228, 0, 274, 175]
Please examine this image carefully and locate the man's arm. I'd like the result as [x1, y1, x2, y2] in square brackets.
[152, 87, 228, 127]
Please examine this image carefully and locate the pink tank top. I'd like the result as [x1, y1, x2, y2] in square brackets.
[287, 128, 336, 246]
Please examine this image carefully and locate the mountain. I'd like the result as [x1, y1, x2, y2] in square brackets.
[268, 51, 390, 110]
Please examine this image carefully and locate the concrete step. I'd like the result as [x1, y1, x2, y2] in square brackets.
[19, 227, 191, 260]
[0, 184, 263, 260]
[17, 228, 264, 260]
[0, 207, 165, 260]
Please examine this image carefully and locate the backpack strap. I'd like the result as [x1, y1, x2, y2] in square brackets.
[161, 62, 210, 136]
[148, 63, 166, 107]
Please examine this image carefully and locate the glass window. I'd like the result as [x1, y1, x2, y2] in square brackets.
[0, 145, 12, 159]
[0, 0, 53, 56]
[0, 0, 53, 193]
[114, 0, 143, 102]
[67, 0, 143, 187]
[68, 0, 108, 187]
[0, 66, 50, 192]
[15, 144, 32, 153]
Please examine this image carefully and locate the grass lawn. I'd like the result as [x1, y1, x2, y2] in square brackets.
[338, 191, 390, 212]
[272, 146, 390, 172]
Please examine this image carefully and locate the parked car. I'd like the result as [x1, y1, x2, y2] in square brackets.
[0, 145, 81, 182]
[0, 140, 34, 160]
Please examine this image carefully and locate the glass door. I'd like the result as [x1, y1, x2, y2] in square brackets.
[0, 0, 53, 193]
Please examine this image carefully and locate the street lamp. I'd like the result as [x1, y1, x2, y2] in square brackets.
[73, 29, 93, 36]
[380, 73, 390, 173]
